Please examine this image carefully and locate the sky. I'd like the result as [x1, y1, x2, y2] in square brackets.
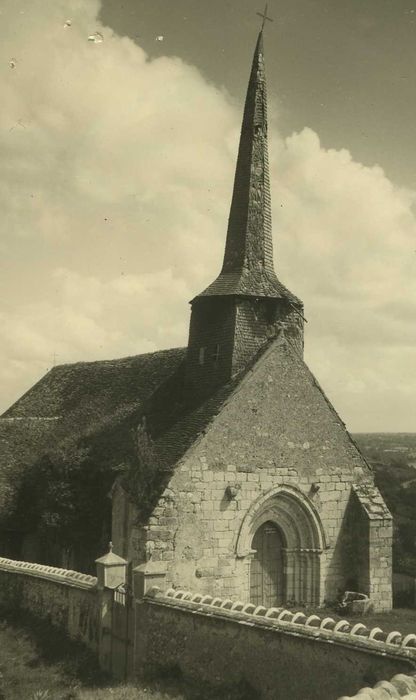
[0, 0, 415, 432]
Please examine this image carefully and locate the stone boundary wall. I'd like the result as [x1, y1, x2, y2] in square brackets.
[0, 557, 97, 589]
[338, 672, 416, 699]
[135, 588, 416, 700]
[0, 556, 99, 651]
[161, 589, 416, 655]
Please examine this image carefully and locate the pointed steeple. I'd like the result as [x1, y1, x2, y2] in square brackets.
[185, 29, 303, 401]
[197, 31, 299, 304]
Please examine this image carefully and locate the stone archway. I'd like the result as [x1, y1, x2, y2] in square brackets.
[236, 485, 326, 606]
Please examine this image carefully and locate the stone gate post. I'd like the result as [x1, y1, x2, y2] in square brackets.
[95, 543, 128, 672]
[132, 561, 167, 599]
[132, 561, 167, 677]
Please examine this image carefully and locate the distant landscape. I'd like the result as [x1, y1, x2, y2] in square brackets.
[353, 433, 416, 470]
[352, 433, 416, 580]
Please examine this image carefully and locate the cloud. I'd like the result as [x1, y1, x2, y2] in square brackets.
[272, 128, 416, 429]
[0, 0, 415, 430]
[0, 0, 235, 408]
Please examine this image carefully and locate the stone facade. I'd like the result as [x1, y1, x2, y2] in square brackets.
[115, 337, 392, 611]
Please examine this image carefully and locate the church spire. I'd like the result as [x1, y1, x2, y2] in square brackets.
[185, 27, 303, 400]
[197, 29, 299, 304]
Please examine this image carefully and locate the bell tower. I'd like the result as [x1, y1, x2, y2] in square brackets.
[186, 29, 303, 399]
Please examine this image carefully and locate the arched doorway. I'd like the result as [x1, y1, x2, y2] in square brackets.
[236, 486, 327, 607]
[250, 521, 285, 606]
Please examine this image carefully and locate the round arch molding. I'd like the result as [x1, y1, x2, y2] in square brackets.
[236, 485, 327, 606]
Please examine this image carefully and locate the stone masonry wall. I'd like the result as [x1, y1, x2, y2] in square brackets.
[128, 338, 392, 611]
[134, 590, 415, 700]
[369, 515, 393, 610]
[0, 557, 99, 651]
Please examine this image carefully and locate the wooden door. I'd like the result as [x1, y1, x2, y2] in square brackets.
[250, 521, 285, 607]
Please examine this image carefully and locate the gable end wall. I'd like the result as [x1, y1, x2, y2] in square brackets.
[124, 341, 391, 611]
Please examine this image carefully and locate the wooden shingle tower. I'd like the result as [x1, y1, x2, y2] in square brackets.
[186, 30, 303, 398]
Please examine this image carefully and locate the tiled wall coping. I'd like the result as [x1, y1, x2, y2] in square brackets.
[147, 588, 416, 662]
[338, 672, 416, 699]
[0, 557, 97, 591]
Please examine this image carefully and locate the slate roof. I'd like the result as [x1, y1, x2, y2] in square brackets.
[3, 348, 186, 422]
[194, 31, 301, 306]
[196, 269, 302, 305]
[0, 348, 186, 521]
[0, 328, 374, 541]
[0, 330, 267, 530]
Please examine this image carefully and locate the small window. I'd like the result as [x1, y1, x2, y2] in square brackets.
[198, 347, 206, 365]
[213, 344, 220, 363]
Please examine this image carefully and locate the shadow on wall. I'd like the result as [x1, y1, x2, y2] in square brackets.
[329, 491, 370, 605]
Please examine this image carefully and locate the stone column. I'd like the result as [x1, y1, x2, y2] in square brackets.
[299, 550, 307, 605]
[284, 549, 295, 604]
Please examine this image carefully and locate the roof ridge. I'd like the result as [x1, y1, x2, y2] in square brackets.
[0, 347, 187, 419]
[49, 346, 187, 371]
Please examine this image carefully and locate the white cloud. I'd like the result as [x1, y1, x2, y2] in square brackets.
[272, 128, 416, 429]
[0, 266, 191, 410]
[0, 0, 415, 430]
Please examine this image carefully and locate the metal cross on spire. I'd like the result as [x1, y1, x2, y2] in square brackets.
[256, 3, 273, 30]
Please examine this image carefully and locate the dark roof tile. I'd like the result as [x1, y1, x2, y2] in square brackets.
[0, 348, 186, 517]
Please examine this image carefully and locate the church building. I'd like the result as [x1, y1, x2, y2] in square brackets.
[0, 30, 392, 611]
